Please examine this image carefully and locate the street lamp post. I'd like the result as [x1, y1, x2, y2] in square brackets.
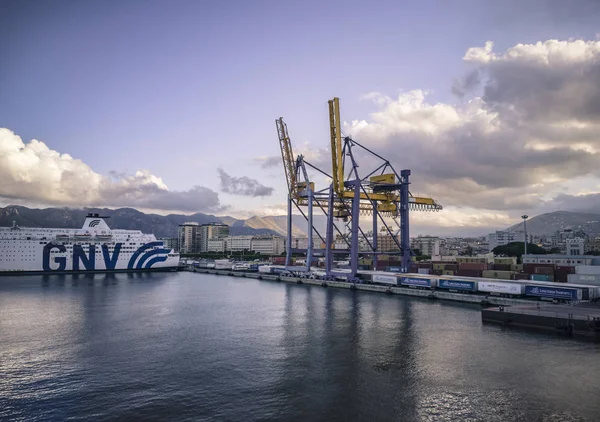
[521, 215, 529, 257]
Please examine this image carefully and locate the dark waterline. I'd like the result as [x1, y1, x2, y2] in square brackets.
[1, 272, 599, 421]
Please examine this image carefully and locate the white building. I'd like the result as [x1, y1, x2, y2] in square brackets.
[251, 236, 285, 255]
[292, 237, 321, 249]
[566, 238, 585, 256]
[487, 231, 516, 251]
[523, 254, 593, 266]
[226, 235, 253, 252]
[411, 236, 440, 256]
[207, 238, 226, 253]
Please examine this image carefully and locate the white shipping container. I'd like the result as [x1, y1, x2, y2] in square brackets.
[575, 265, 600, 275]
[417, 268, 430, 275]
[568, 274, 600, 286]
[478, 281, 524, 295]
[372, 274, 398, 285]
[258, 265, 273, 273]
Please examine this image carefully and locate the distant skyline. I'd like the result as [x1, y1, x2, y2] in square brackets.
[2, 0, 600, 236]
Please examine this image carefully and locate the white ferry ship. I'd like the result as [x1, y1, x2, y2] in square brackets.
[0, 213, 179, 274]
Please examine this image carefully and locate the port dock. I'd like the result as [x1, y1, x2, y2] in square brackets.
[482, 303, 600, 338]
[190, 267, 535, 307]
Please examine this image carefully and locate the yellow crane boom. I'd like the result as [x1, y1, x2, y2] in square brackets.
[276, 117, 297, 197]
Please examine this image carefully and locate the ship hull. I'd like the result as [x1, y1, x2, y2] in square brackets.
[1, 214, 180, 275]
[0, 266, 178, 276]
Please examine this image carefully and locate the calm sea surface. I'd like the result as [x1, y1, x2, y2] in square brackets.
[1, 272, 599, 421]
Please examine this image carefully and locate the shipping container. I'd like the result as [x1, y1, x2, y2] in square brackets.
[442, 270, 455, 276]
[459, 262, 487, 271]
[387, 266, 401, 272]
[417, 268, 430, 275]
[214, 259, 233, 270]
[258, 265, 287, 274]
[482, 270, 514, 280]
[524, 284, 582, 301]
[372, 274, 400, 286]
[492, 264, 511, 271]
[478, 281, 525, 296]
[567, 273, 600, 286]
[534, 266, 554, 275]
[456, 269, 483, 277]
[511, 264, 523, 272]
[494, 257, 517, 265]
[400, 276, 436, 289]
[511, 273, 530, 280]
[438, 279, 477, 292]
[574, 265, 600, 275]
[530, 274, 551, 282]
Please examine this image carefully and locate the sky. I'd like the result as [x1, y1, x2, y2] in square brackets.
[1, 0, 600, 236]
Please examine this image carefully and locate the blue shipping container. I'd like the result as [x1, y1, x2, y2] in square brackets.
[530, 274, 550, 281]
[439, 279, 476, 292]
[387, 266, 401, 272]
[524, 285, 580, 300]
[401, 277, 432, 288]
[249, 264, 259, 270]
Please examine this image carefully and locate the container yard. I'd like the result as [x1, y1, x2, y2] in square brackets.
[189, 261, 600, 305]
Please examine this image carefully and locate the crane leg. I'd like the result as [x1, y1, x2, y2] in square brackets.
[325, 185, 334, 277]
[307, 188, 314, 271]
[400, 169, 411, 273]
[286, 195, 292, 267]
[350, 179, 360, 280]
[372, 203, 378, 271]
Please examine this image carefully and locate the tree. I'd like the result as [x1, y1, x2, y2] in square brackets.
[492, 242, 548, 262]
[460, 246, 474, 256]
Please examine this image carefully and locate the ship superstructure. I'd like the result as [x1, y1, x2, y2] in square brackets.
[0, 213, 179, 273]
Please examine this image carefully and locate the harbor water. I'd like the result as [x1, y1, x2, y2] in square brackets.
[1, 272, 599, 421]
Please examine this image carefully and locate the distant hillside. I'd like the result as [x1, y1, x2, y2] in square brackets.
[506, 211, 600, 237]
[0, 206, 278, 238]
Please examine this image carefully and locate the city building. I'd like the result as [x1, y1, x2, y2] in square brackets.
[566, 238, 585, 256]
[292, 237, 322, 250]
[199, 223, 229, 252]
[251, 235, 285, 255]
[226, 235, 253, 252]
[159, 237, 179, 252]
[378, 235, 400, 252]
[585, 238, 600, 254]
[411, 236, 440, 256]
[523, 254, 594, 266]
[487, 231, 516, 251]
[207, 238, 226, 253]
[178, 222, 199, 254]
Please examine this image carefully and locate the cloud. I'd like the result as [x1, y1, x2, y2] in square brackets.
[342, 39, 600, 216]
[0, 128, 222, 213]
[217, 168, 274, 197]
[255, 155, 281, 169]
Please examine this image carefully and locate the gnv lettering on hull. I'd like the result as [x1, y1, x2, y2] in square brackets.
[43, 243, 123, 271]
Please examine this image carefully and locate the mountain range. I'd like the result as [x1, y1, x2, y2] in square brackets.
[2, 205, 600, 239]
[506, 211, 600, 237]
[0, 205, 325, 239]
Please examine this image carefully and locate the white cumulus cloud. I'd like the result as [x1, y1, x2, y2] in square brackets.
[0, 128, 222, 213]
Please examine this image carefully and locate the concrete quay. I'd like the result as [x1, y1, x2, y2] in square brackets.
[189, 268, 533, 307]
[482, 303, 600, 339]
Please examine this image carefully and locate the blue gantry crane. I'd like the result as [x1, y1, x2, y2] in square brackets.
[276, 97, 442, 281]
